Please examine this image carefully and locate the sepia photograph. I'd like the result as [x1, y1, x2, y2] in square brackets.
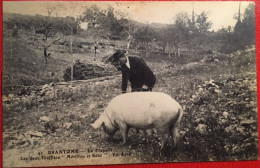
[2, 1, 258, 167]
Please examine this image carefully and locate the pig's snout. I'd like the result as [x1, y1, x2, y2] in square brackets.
[90, 123, 99, 129]
[90, 117, 104, 129]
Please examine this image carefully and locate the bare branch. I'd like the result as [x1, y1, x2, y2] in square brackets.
[45, 36, 63, 49]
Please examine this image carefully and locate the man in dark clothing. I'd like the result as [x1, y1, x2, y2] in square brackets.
[108, 50, 156, 93]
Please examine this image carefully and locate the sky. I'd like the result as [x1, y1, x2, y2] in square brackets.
[3, 1, 253, 30]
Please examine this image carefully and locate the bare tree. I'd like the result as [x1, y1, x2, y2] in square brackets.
[37, 7, 63, 64]
[65, 2, 82, 80]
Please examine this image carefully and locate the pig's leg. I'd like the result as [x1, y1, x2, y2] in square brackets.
[157, 128, 169, 150]
[160, 134, 169, 150]
[172, 126, 180, 146]
[171, 121, 181, 146]
[118, 122, 130, 144]
[145, 129, 153, 136]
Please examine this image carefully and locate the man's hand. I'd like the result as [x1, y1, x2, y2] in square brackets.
[142, 85, 148, 90]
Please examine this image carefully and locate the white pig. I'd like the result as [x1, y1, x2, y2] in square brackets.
[90, 92, 183, 150]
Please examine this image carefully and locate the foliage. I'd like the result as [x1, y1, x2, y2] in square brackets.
[219, 3, 255, 53]
[82, 4, 106, 28]
[195, 12, 212, 34]
[134, 26, 155, 43]
[153, 11, 212, 56]
[4, 13, 78, 36]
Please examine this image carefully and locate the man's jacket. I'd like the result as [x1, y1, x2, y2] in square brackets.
[120, 56, 156, 92]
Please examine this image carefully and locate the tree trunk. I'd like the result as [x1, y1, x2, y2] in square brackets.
[163, 41, 167, 53]
[45, 34, 48, 43]
[10, 37, 14, 90]
[146, 42, 149, 57]
[70, 29, 74, 81]
[127, 35, 131, 51]
[71, 64, 73, 81]
[177, 47, 181, 57]
[44, 47, 48, 64]
[135, 41, 139, 54]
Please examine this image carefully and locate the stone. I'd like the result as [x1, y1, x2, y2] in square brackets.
[222, 112, 229, 118]
[80, 114, 90, 119]
[27, 131, 44, 138]
[214, 59, 220, 62]
[39, 116, 51, 122]
[236, 126, 245, 134]
[195, 124, 207, 134]
[88, 103, 97, 110]
[240, 120, 256, 126]
[214, 89, 221, 93]
[64, 123, 73, 129]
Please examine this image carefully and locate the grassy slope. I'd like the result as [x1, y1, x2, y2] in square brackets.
[3, 34, 70, 94]
[2, 29, 130, 95]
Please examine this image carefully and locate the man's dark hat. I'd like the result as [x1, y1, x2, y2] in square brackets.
[104, 50, 126, 64]
[112, 50, 127, 60]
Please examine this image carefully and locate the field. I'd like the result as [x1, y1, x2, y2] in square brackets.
[2, 30, 258, 166]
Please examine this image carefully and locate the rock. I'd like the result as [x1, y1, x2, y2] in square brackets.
[230, 117, 237, 121]
[72, 121, 82, 129]
[17, 134, 26, 140]
[214, 89, 221, 93]
[240, 120, 256, 126]
[180, 131, 186, 135]
[40, 84, 53, 96]
[41, 84, 51, 92]
[73, 121, 81, 125]
[222, 112, 229, 118]
[191, 95, 197, 99]
[198, 88, 204, 93]
[28, 137, 39, 146]
[206, 79, 220, 89]
[236, 126, 245, 134]
[208, 87, 215, 93]
[251, 132, 258, 137]
[209, 79, 215, 83]
[27, 131, 44, 138]
[214, 59, 219, 62]
[8, 94, 15, 98]
[88, 103, 97, 110]
[80, 114, 90, 119]
[64, 123, 73, 129]
[39, 116, 51, 122]
[97, 103, 104, 108]
[218, 118, 228, 125]
[77, 104, 84, 107]
[231, 145, 240, 154]
[17, 140, 29, 147]
[2, 95, 9, 102]
[195, 118, 204, 124]
[224, 144, 230, 152]
[190, 95, 197, 102]
[195, 124, 207, 134]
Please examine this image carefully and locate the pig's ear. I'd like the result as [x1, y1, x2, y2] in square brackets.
[90, 118, 103, 129]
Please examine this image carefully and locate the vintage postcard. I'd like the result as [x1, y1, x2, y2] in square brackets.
[2, 1, 258, 167]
